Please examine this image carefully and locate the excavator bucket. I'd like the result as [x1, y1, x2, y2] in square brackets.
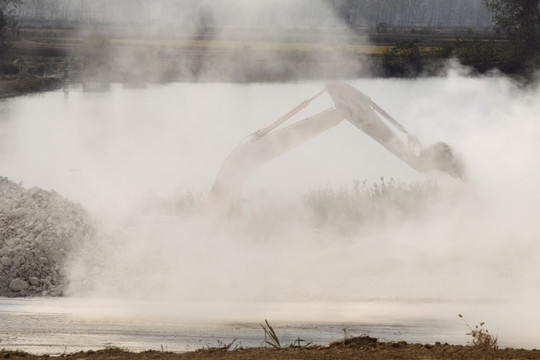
[417, 141, 465, 179]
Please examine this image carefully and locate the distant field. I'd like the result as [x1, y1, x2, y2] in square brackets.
[109, 38, 392, 54]
[2, 23, 501, 96]
[15, 24, 495, 56]
[16, 32, 392, 55]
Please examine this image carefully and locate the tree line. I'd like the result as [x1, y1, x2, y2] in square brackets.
[381, 0, 540, 78]
[15, 0, 493, 28]
[325, 0, 493, 28]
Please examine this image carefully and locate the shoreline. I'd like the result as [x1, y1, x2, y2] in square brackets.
[1, 22, 532, 101]
[0, 76, 64, 100]
[2, 336, 539, 360]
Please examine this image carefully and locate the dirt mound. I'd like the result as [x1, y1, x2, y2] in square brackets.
[0, 176, 94, 297]
[328, 336, 378, 348]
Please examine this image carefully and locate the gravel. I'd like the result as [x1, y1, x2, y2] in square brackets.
[0, 176, 94, 297]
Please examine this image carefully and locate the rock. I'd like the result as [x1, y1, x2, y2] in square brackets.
[6, 238, 16, 247]
[9, 278, 29, 291]
[7, 208, 25, 219]
[29, 277, 39, 285]
[1, 256, 12, 266]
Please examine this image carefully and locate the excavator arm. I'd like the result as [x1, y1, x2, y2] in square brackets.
[209, 81, 464, 211]
[325, 81, 464, 176]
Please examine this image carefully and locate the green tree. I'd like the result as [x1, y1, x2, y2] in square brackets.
[0, 0, 21, 58]
[483, 0, 540, 63]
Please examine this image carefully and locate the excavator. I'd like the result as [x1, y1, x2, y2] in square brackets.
[209, 81, 464, 213]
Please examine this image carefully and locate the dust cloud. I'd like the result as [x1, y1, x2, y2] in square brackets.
[73, 0, 369, 83]
[2, 69, 540, 345]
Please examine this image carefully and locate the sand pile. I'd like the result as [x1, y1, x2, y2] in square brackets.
[0, 176, 93, 297]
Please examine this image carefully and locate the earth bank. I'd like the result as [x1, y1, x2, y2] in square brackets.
[1, 336, 539, 360]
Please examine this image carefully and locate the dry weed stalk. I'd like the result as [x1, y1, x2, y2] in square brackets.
[261, 319, 281, 348]
[458, 314, 498, 350]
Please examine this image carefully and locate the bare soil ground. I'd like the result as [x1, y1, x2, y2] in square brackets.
[2, 337, 539, 360]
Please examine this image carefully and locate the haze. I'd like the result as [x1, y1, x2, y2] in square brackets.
[1, 0, 539, 350]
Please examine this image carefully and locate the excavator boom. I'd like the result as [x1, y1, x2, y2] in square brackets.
[209, 107, 348, 208]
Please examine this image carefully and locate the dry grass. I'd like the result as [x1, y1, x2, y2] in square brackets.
[302, 178, 438, 233]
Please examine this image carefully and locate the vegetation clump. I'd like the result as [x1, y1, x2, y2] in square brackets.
[483, 0, 540, 71]
[260, 320, 313, 349]
[302, 178, 438, 233]
[459, 314, 499, 351]
[0, 0, 21, 58]
[0, 349, 32, 358]
[261, 320, 282, 349]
